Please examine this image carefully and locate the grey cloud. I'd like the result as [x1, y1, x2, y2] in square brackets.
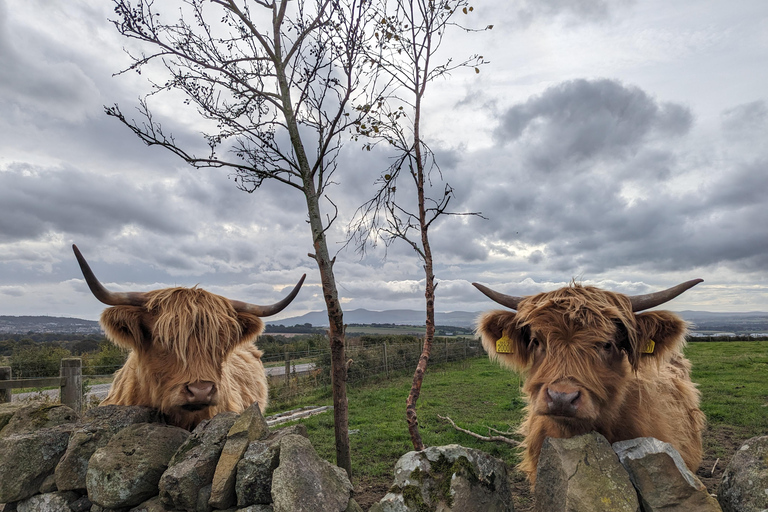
[721, 100, 768, 134]
[493, 79, 692, 173]
[509, 0, 636, 26]
[0, 163, 190, 243]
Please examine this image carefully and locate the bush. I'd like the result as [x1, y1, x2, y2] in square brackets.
[83, 340, 128, 376]
[10, 344, 72, 378]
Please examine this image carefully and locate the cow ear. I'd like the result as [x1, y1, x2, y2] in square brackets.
[236, 312, 265, 346]
[100, 307, 151, 351]
[476, 310, 532, 371]
[632, 311, 688, 364]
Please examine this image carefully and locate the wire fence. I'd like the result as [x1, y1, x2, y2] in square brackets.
[2, 337, 484, 409]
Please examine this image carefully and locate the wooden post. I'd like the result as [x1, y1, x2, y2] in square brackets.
[383, 343, 389, 378]
[284, 347, 290, 384]
[0, 366, 11, 403]
[60, 358, 82, 412]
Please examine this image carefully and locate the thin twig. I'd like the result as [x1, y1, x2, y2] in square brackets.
[437, 414, 521, 446]
[710, 458, 719, 477]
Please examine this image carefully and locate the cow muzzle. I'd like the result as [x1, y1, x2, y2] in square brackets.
[182, 381, 216, 411]
[545, 383, 581, 417]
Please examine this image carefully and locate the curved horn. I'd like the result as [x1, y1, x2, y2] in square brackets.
[629, 279, 703, 312]
[230, 274, 306, 317]
[472, 282, 525, 311]
[72, 244, 149, 307]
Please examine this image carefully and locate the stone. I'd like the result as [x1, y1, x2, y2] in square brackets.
[370, 444, 512, 512]
[86, 423, 190, 509]
[129, 496, 167, 512]
[15, 491, 79, 512]
[68, 495, 93, 512]
[158, 411, 238, 512]
[0, 403, 25, 433]
[271, 434, 354, 512]
[534, 432, 639, 512]
[613, 437, 721, 511]
[55, 405, 161, 492]
[235, 424, 309, 507]
[0, 403, 77, 438]
[0, 425, 73, 503]
[718, 435, 768, 512]
[208, 403, 270, 509]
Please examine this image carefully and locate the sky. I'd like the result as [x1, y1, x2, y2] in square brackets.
[1, 0, 767, 322]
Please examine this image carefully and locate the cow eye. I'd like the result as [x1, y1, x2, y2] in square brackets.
[601, 342, 613, 352]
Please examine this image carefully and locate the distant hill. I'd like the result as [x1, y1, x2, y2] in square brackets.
[0, 316, 102, 335]
[268, 308, 481, 329]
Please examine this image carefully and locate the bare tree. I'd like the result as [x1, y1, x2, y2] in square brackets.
[106, 0, 376, 475]
[348, 0, 490, 450]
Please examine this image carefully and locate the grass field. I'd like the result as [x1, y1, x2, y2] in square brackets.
[270, 340, 768, 510]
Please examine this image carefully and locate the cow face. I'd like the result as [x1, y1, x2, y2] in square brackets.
[73, 244, 304, 428]
[100, 287, 265, 424]
[476, 282, 696, 434]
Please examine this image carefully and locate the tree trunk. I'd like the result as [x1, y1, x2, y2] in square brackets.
[305, 187, 352, 477]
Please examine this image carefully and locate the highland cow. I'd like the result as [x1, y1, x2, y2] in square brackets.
[474, 279, 706, 484]
[73, 244, 305, 430]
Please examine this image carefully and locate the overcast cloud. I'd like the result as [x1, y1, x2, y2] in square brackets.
[1, 0, 766, 320]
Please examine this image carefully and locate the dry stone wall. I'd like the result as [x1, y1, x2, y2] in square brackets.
[0, 402, 360, 512]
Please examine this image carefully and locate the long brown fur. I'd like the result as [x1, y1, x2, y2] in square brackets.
[476, 283, 706, 485]
[99, 287, 268, 430]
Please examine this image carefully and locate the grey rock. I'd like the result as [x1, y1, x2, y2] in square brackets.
[534, 432, 639, 512]
[86, 423, 190, 509]
[158, 411, 237, 511]
[39, 474, 58, 494]
[613, 437, 721, 511]
[0, 403, 25, 434]
[128, 496, 167, 512]
[236, 441, 279, 506]
[234, 506, 274, 512]
[271, 434, 353, 512]
[371, 444, 512, 512]
[718, 435, 768, 512]
[16, 491, 79, 512]
[208, 403, 270, 510]
[56, 405, 161, 492]
[0, 425, 73, 503]
[0, 403, 77, 438]
[235, 424, 309, 507]
[69, 495, 93, 512]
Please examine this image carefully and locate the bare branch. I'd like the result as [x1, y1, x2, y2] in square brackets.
[437, 415, 522, 447]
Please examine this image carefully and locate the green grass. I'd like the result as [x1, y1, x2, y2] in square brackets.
[686, 340, 768, 433]
[273, 358, 526, 480]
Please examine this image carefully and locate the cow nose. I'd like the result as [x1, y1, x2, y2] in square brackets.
[185, 381, 215, 403]
[546, 388, 581, 415]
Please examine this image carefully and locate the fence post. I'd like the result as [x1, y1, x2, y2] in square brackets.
[383, 343, 389, 378]
[0, 366, 11, 403]
[284, 347, 290, 384]
[60, 358, 82, 412]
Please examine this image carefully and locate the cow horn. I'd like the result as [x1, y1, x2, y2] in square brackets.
[72, 244, 149, 307]
[628, 278, 703, 312]
[472, 282, 524, 311]
[229, 274, 307, 317]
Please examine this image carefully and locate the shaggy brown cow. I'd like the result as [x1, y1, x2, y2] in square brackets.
[73, 244, 305, 430]
[474, 279, 706, 484]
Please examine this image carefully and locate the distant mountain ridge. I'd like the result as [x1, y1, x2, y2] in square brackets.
[0, 315, 101, 334]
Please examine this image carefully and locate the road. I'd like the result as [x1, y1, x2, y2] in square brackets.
[11, 363, 316, 403]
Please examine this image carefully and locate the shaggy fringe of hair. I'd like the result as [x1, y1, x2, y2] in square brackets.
[145, 287, 244, 369]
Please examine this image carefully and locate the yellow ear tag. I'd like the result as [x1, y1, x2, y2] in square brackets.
[642, 339, 655, 354]
[496, 335, 514, 354]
